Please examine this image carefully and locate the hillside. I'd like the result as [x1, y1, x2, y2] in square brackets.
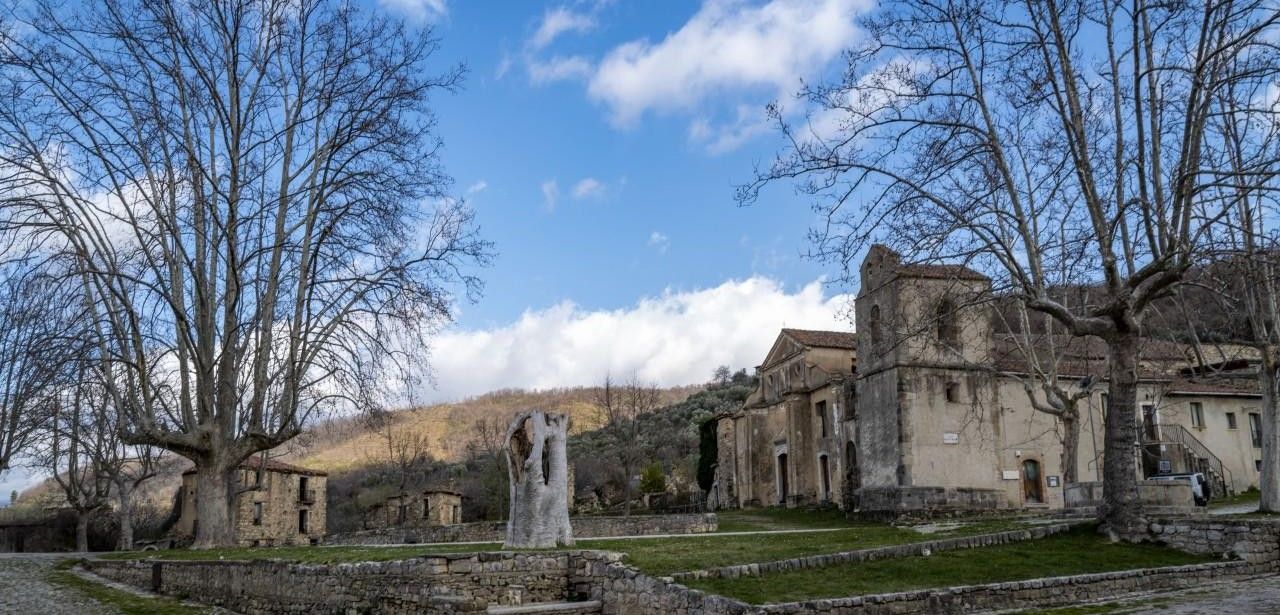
[289, 385, 702, 472]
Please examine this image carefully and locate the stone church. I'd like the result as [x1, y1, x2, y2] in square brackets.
[715, 246, 1265, 515]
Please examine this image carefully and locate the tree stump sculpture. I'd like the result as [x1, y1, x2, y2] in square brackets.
[504, 410, 574, 548]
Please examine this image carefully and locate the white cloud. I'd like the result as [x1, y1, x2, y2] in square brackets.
[466, 180, 488, 195]
[688, 104, 773, 154]
[587, 0, 868, 126]
[529, 55, 594, 84]
[424, 277, 849, 401]
[531, 7, 597, 50]
[571, 177, 605, 200]
[379, 0, 448, 21]
[541, 179, 560, 212]
[647, 231, 670, 254]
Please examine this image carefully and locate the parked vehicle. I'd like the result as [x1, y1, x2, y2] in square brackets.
[1148, 472, 1211, 506]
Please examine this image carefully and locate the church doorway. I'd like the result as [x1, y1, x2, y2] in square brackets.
[1022, 459, 1043, 503]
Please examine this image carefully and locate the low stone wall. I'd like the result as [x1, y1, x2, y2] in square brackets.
[85, 551, 582, 614]
[1150, 517, 1280, 563]
[671, 524, 1074, 581]
[1064, 481, 1197, 515]
[325, 513, 717, 546]
[853, 486, 1007, 519]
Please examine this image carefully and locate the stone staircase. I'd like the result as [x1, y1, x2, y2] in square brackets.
[1144, 424, 1234, 500]
[486, 600, 603, 614]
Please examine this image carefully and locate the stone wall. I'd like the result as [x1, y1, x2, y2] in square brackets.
[853, 486, 1007, 519]
[325, 513, 717, 546]
[1150, 517, 1280, 563]
[1063, 481, 1198, 516]
[579, 555, 1272, 615]
[86, 551, 583, 614]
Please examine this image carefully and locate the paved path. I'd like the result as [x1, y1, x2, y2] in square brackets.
[1210, 501, 1261, 515]
[0, 553, 117, 615]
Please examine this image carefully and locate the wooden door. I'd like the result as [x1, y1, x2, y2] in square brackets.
[1022, 459, 1043, 503]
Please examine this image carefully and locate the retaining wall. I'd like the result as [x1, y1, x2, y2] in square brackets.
[1150, 517, 1280, 562]
[85, 551, 584, 614]
[324, 513, 716, 546]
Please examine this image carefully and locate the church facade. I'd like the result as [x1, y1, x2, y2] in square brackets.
[714, 246, 1265, 514]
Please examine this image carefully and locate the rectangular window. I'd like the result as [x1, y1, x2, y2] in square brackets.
[1227, 412, 1238, 430]
[945, 382, 960, 403]
[1190, 402, 1204, 429]
[252, 502, 263, 526]
[298, 509, 309, 534]
[1250, 413, 1262, 448]
[816, 401, 828, 438]
[1257, 460, 1263, 473]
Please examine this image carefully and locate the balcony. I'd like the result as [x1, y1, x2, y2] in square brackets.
[298, 489, 316, 505]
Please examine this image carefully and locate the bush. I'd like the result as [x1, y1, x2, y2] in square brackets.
[640, 462, 667, 494]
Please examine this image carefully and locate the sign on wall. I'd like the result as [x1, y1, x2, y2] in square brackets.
[943, 432, 959, 444]
[1001, 470, 1019, 480]
[1047, 476, 1060, 488]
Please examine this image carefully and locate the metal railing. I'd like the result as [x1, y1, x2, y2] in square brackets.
[298, 489, 316, 505]
[1149, 424, 1234, 499]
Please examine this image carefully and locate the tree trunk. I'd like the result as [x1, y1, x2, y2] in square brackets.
[623, 464, 632, 518]
[504, 411, 573, 548]
[1260, 351, 1280, 513]
[192, 463, 238, 549]
[116, 482, 134, 551]
[75, 512, 90, 552]
[1061, 410, 1080, 485]
[1100, 333, 1146, 541]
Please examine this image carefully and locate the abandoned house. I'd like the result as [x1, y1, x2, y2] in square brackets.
[715, 245, 1266, 515]
[174, 457, 328, 547]
[366, 488, 464, 530]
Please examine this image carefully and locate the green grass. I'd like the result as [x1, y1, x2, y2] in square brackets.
[47, 565, 210, 615]
[683, 525, 1215, 605]
[103, 519, 1051, 577]
[715, 507, 852, 532]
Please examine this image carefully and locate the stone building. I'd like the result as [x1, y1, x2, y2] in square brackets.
[716, 246, 1265, 515]
[175, 457, 327, 547]
[366, 488, 464, 530]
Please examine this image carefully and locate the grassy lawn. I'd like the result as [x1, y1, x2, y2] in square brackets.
[682, 525, 1214, 605]
[101, 518, 1053, 577]
[48, 563, 210, 615]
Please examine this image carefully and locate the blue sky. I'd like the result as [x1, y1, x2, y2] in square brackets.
[424, 0, 855, 328]
[372, 0, 869, 403]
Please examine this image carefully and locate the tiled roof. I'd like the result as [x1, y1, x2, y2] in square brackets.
[782, 328, 857, 350]
[182, 456, 327, 477]
[895, 263, 990, 282]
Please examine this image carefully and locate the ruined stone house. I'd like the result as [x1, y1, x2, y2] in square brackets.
[715, 246, 1266, 515]
[174, 457, 327, 547]
[366, 488, 463, 530]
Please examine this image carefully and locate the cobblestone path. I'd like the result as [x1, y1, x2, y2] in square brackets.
[0, 553, 117, 615]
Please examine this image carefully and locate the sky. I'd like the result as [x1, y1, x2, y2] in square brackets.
[1, 0, 872, 499]
[388, 0, 871, 402]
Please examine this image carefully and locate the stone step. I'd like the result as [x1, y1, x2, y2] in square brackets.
[486, 600, 603, 615]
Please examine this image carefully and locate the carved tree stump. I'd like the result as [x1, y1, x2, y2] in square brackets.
[504, 410, 574, 548]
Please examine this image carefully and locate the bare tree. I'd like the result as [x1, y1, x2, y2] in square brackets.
[742, 0, 1280, 538]
[0, 0, 491, 547]
[377, 414, 432, 493]
[467, 415, 510, 520]
[43, 374, 112, 552]
[0, 252, 74, 474]
[504, 410, 573, 548]
[594, 374, 661, 517]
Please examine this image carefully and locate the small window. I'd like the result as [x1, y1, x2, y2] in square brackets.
[1257, 460, 1263, 472]
[869, 305, 883, 349]
[1227, 412, 1238, 430]
[424, 499, 432, 518]
[252, 502, 263, 526]
[298, 509, 309, 534]
[816, 401, 829, 438]
[936, 299, 958, 346]
[1250, 413, 1262, 448]
[1190, 403, 1204, 429]
[945, 382, 960, 403]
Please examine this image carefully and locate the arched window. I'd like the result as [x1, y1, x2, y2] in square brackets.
[936, 299, 958, 347]
[869, 304, 882, 349]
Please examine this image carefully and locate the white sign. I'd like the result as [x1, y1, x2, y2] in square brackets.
[1002, 470, 1020, 480]
[943, 433, 960, 444]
